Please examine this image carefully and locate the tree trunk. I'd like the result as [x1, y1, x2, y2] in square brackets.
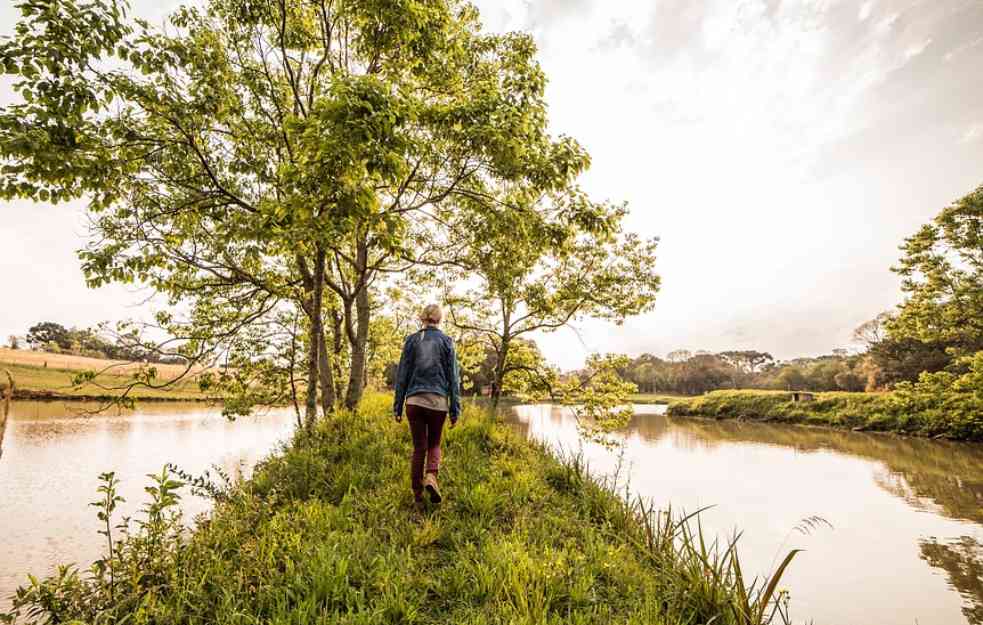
[341, 237, 371, 410]
[303, 248, 326, 431]
[288, 314, 302, 430]
[331, 306, 347, 403]
[318, 326, 335, 415]
[490, 335, 511, 413]
[490, 302, 513, 414]
[345, 281, 371, 409]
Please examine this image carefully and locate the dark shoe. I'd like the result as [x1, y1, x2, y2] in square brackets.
[423, 473, 442, 504]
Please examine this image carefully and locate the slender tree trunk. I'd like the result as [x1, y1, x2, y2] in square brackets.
[345, 282, 371, 409]
[318, 325, 335, 414]
[491, 302, 513, 412]
[331, 307, 347, 403]
[491, 335, 511, 413]
[288, 314, 302, 430]
[303, 248, 326, 430]
[341, 237, 372, 410]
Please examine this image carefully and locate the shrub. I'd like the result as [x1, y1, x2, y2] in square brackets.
[889, 351, 983, 441]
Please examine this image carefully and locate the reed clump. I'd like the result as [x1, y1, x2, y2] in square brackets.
[2, 393, 797, 625]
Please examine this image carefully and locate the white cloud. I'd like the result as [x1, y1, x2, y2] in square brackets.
[904, 38, 932, 59]
[859, 1, 874, 22]
[961, 123, 983, 143]
[875, 12, 900, 34]
[944, 35, 983, 62]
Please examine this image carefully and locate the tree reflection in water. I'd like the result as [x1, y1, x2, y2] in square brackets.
[655, 415, 983, 525]
[920, 537, 983, 625]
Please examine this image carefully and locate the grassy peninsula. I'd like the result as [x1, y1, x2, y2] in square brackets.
[4, 394, 794, 625]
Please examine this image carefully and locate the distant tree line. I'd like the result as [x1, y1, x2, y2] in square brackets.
[613, 349, 868, 395]
[11, 321, 186, 365]
[611, 313, 974, 396]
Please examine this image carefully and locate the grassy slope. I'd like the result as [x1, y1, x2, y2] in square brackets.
[0, 348, 213, 400]
[628, 393, 687, 405]
[6, 394, 791, 625]
[667, 389, 980, 441]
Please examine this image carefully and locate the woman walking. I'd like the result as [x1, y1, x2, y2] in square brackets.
[393, 304, 461, 504]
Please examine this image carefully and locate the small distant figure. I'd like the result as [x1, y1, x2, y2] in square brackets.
[393, 304, 461, 505]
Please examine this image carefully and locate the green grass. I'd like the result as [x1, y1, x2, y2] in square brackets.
[667, 389, 980, 441]
[1, 362, 213, 401]
[628, 393, 687, 405]
[4, 394, 796, 625]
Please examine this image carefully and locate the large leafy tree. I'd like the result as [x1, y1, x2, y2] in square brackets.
[717, 350, 774, 374]
[867, 336, 953, 388]
[1, 0, 588, 419]
[889, 185, 983, 356]
[25, 322, 71, 351]
[717, 349, 773, 387]
[448, 198, 660, 408]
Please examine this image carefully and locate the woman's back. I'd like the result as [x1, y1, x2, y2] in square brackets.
[393, 304, 461, 505]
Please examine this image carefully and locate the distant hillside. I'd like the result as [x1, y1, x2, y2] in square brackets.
[0, 348, 215, 401]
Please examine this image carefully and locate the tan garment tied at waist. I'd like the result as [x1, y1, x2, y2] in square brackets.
[405, 392, 448, 412]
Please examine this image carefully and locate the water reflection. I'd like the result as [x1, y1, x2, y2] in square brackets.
[658, 415, 983, 525]
[0, 401, 295, 615]
[920, 537, 983, 625]
[504, 404, 983, 625]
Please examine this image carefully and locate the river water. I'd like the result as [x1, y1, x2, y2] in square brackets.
[1, 401, 981, 625]
[0, 400, 297, 617]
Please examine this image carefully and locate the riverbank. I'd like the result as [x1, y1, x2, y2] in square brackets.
[629, 392, 687, 404]
[3, 394, 794, 624]
[0, 348, 214, 401]
[667, 389, 983, 442]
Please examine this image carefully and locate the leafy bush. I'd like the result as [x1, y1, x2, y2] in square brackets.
[889, 351, 983, 441]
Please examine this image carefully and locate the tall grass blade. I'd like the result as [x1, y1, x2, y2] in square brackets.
[731, 544, 750, 624]
[755, 549, 801, 623]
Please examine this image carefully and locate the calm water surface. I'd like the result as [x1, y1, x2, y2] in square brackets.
[1, 400, 981, 625]
[504, 404, 983, 625]
[0, 400, 296, 615]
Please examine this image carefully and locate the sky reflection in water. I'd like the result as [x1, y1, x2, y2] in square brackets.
[505, 404, 983, 625]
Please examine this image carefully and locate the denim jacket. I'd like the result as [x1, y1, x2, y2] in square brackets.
[393, 326, 461, 420]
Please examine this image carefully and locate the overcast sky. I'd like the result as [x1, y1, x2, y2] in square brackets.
[2, 0, 983, 370]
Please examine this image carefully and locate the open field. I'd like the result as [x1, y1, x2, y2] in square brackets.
[0, 348, 198, 377]
[0, 348, 214, 401]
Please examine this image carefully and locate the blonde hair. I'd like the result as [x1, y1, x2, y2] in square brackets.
[420, 303, 443, 325]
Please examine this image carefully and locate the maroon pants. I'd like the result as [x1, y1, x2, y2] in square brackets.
[406, 403, 447, 497]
